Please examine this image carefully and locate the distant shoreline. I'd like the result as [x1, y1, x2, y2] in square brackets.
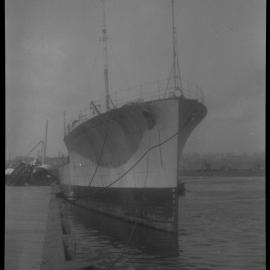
[181, 170, 265, 177]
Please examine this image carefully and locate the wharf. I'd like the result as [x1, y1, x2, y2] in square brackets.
[5, 185, 97, 270]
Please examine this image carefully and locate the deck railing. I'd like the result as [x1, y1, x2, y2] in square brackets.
[66, 79, 205, 134]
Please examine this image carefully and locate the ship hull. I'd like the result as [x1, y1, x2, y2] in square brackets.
[61, 185, 177, 232]
[58, 97, 207, 233]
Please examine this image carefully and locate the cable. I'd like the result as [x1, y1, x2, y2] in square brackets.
[88, 125, 110, 186]
[106, 221, 137, 270]
[106, 132, 151, 270]
[63, 104, 197, 268]
[72, 117, 112, 202]
[164, 63, 174, 98]
[73, 129, 179, 202]
[105, 130, 178, 188]
[72, 100, 194, 201]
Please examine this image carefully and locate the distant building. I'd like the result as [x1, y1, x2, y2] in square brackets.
[181, 152, 265, 173]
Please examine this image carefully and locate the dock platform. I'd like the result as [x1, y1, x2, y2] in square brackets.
[5, 185, 98, 270]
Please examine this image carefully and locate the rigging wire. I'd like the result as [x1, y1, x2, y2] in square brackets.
[73, 131, 178, 203]
[71, 105, 193, 203]
[106, 131, 151, 270]
[103, 104, 197, 268]
[106, 221, 137, 270]
[164, 63, 174, 98]
[88, 124, 110, 186]
[105, 130, 178, 188]
[63, 103, 197, 267]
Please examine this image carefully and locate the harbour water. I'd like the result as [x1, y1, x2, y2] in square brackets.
[4, 177, 265, 269]
[64, 176, 265, 269]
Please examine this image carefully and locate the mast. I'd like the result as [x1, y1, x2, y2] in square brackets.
[171, 0, 183, 95]
[42, 120, 48, 164]
[172, 0, 185, 195]
[63, 111, 66, 137]
[101, 0, 110, 111]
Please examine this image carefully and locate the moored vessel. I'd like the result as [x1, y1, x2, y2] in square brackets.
[58, 0, 207, 233]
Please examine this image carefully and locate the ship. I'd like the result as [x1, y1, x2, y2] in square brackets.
[58, 0, 207, 233]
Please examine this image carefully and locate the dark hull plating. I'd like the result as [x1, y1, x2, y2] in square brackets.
[61, 185, 178, 233]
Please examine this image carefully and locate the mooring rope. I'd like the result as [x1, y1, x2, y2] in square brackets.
[88, 125, 110, 186]
[106, 132, 152, 270]
[71, 130, 178, 203]
[105, 131, 178, 188]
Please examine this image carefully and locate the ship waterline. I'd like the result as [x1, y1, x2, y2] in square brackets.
[59, 97, 207, 232]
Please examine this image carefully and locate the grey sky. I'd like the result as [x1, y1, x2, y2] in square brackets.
[6, 0, 265, 158]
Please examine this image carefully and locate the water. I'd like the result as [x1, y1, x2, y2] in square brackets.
[64, 177, 265, 269]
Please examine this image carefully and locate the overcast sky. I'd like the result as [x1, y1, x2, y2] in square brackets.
[6, 0, 265, 158]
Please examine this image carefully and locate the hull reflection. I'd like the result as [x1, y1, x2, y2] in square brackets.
[66, 202, 179, 259]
